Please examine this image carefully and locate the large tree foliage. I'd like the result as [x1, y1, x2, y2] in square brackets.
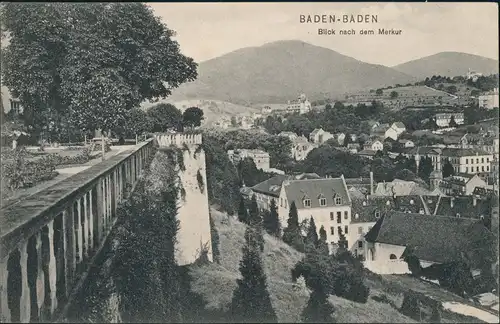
[1, 3, 197, 138]
[147, 103, 183, 133]
[182, 106, 204, 128]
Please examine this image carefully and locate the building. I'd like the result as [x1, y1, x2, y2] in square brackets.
[309, 128, 334, 144]
[347, 143, 361, 153]
[363, 211, 495, 275]
[277, 176, 351, 252]
[398, 139, 415, 148]
[286, 93, 312, 115]
[435, 113, 465, 127]
[390, 122, 406, 137]
[373, 179, 438, 197]
[441, 148, 493, 176]
[334, 133, 346, 146]
[291, 135, 317, 161]
[227, 149, 270, 170]
[251, 173, 321, 211]
[440, 173, 488, 196]
[278, 131, 299, 142]
[213, 117, 231, 129]
[363, 139, 384, 151]
[1, 86, 23, 115]
[466, 69, 483, 82]
[357, 149, 378, 160]
[478, 88, 499, 110]
[370, 122, 405, 141]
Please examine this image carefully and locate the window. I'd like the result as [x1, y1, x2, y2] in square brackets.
[280, 198, 283, 207]
[482, 166, 484, 172]
[344, 211, 348, 219]
[337, 226, 342, 235]
[358, 241, 363, 248]
[337, 212, 341, 223]
[330, 212, 334, 221]
[481, 158, 484, 163]
[466, 158, 468, 164]
[358, 226, 363, 234]
[344, 225, 349, 234]
[487, 157, 490, 163]
[389, 254, 397, 260]
[330, 227, 334, 235]
[465, 167, 468, 172]
[375, 211, 380, 218]
[487, 166, 490, 171]
[476, 158, 479, 164]
[304, 199, 311, 207]
[477, 167, 479, 172]
[319, 198, 327, 206]
[335, 197, 342, 205]
[10, 100, 21, 115]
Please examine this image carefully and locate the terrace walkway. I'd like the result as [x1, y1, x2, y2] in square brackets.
[0, 140, 155, 323]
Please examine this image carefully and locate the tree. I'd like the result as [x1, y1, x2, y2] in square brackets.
[317, 226, 330, 256]
[301, 289, 335, 323]
[209, 214, 221, 264]
[282, 201, 304, 252]
[248, 195, 264, 252]
[375, 89, 383, 96]
[324, 104, 332, 111]
[305, 217, 319, 249]
[182, 106, 204, 128]
[448, 115, 458, 128]
[117, 108, 150, 140]
[418, 156, 434, 181]
[442, 158, 455, 178]
[390, 91, 399, 99]
[337, 228, 348, 252]
[2, 3, 197, 141]
[446, 85, 458, 94]
[238, 196, 249, 224]
[147, 103, 183, 133]
[229, 225, 277, 323]
[263, 198, 281, 237]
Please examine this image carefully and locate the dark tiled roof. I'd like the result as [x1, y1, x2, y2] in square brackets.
[434, 196, 491, 219]
[345, 177, 371, 185]
[421, 195, 439, 215]
[358, 149, 378, 156]
[441, 148, 490, 157]
[251, 174, 289, 197]
[283, 177, 350, 210]
[393, 122, 406, 128]
[351, 196, 396, 223]
[251, 173, 321, 197]
[364, 211, 494, 264]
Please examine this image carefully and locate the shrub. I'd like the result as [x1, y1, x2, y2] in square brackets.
[196, 170, 205, 193]
[400, 291, 421, 320]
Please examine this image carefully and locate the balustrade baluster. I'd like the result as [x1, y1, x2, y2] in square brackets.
[0, 256, 10, 322]
[19, 241, 31, 323]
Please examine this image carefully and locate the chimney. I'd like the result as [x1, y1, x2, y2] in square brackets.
[370, 171, 374, 195]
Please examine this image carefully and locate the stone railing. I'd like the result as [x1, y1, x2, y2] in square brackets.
[0, 138, 156, 323]
[155, 133, 202, 146]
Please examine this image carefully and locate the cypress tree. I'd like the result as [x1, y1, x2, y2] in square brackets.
[229, 225, 277, 323]
[248, 195, 264, 251]
[317, 226, 330, 256]
[301, 289, 335, 323]
[305, 217, 319, 246]
[263, 198, 281, 237]
[238, 196, 249, 224]
[337, 227, 348, 252]
[209, 214, 221, 264]
[282, 201, 304, 252]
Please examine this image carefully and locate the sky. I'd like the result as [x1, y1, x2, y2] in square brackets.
[148, 2, 499, 66]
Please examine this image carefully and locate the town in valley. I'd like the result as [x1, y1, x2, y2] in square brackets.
[0, 2, 499, 324]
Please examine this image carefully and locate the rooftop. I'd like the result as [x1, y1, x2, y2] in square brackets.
[441, 148, 491, 157]
[364, 211, 495, 265]
[251, 173, 321, 197]
[283, 177, 350, 210]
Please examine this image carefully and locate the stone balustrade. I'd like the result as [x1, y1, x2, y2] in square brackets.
[0, 139, 156, 323]
[155, 133, 202, 146]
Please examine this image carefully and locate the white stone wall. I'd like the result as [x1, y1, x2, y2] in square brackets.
[155, 133, 202, 146]
[173, 143, 213, 266]
[364, 242, 410, 274]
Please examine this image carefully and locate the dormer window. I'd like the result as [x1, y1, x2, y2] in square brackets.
[304, 199, 311, 207]
[355, 213, 359, 219]
[386, 200, 390, 206]
[335, 197, 342, 205]
[319, 198, 327, 206]
[456, 213, 461, 218]
[362, 201, 367, 206]
[410, 199, 414, 205]
[375, 211, 380, 218]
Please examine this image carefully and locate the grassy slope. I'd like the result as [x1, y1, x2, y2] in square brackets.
[189, 208, 416, 323]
